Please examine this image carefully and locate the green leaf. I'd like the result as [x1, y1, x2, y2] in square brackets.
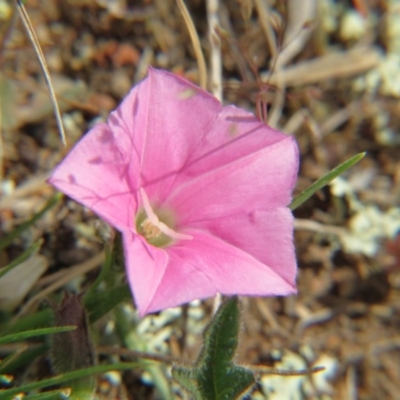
[290, 152, 366, 210]
[0, 362, 142, 399]
[0, 241, 42, 280]
[172, 297, 255, 400]
[0, 193, 61, 251]
[0, 326, 76, 345]
[84, 283, 132, 324]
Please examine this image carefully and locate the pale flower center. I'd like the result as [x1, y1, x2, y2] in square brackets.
[141, 219, 162, 239]
[136, 188, 192, 247]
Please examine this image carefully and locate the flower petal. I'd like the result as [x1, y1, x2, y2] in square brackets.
[139, 230, 295, 315]
[138, 69, 222, 205]
[179, 105, 294, 179]
[122, 231, 170, 316]
[106, 72, 150, 193]
[190, 208, 297, 286]
[166, 136, 298, 225]
[48, 123, 136, 230]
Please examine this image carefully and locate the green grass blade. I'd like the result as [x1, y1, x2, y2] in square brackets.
[0, 350, 20, 370]
[85, 284, 132, 324]
[0, 193, 62, 251]
[0, 362, 142, 399]
[0, 343, 48, 374]
[290, 152, 366, 211]
[0, 309, 54, 337]
[24, 389, 69, 400]
[0, 326, 76, 345]
[83, 245, 113, 301]
[0, 241, 42, 280]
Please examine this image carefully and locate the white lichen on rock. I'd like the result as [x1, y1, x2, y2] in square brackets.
[331, 177, 400, 256]
[339, 10, 367, 41]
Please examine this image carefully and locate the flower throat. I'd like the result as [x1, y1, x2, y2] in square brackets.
[136, 188, 192, 247]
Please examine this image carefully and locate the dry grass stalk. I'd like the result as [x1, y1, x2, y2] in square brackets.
[206, 0, 222, 101]
[0, 173, 49, 209]
[16, 251, 105, 318]
[263, 47, 381, 87]
[14, 0, 66, 146]
[176, 0, 207, 89]
[254, 0, 278, 61]
[277, 0, 317, 68]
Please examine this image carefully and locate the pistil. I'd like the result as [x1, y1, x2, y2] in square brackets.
[138, 188, 193, 242]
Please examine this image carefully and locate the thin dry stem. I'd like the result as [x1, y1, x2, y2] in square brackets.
[16, 251, 105, 318]
[0, 173, 49, 209]
[176, 0, 207, 90]
[282, 108, 308, 134]
[134, 46, 153, 83]
[212, 293, 222, 315]
[252, 365, 325, 376]
[347, 365, 358, 400]
[14, 0, 66, 146]
[206, 0, 223, 314]
[206, 0, 222, 100]
[97, 348, 326, 377]
[0, 87, 2, 182]
[254, 0, 278, 60]
[218, 4, 252, 82]
[294, 218, 347, 236]
[369, 336, 400, 355]
[276, 0, 317, 68]
[98, 345, 185, 364]
[294, 308, 335, 335]
[262, 47, 380, 87]
[267, 70, 286, 128]
[255, 298, 293, 338]
[320, 101, 360, 136]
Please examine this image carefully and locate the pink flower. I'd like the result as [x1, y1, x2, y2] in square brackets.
[49, 68, 299, 316]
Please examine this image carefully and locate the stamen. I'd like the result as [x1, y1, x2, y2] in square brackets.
[158, 220, 193, 241]
[139, 187, 159, 225]
[139, 187, 193, 241]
